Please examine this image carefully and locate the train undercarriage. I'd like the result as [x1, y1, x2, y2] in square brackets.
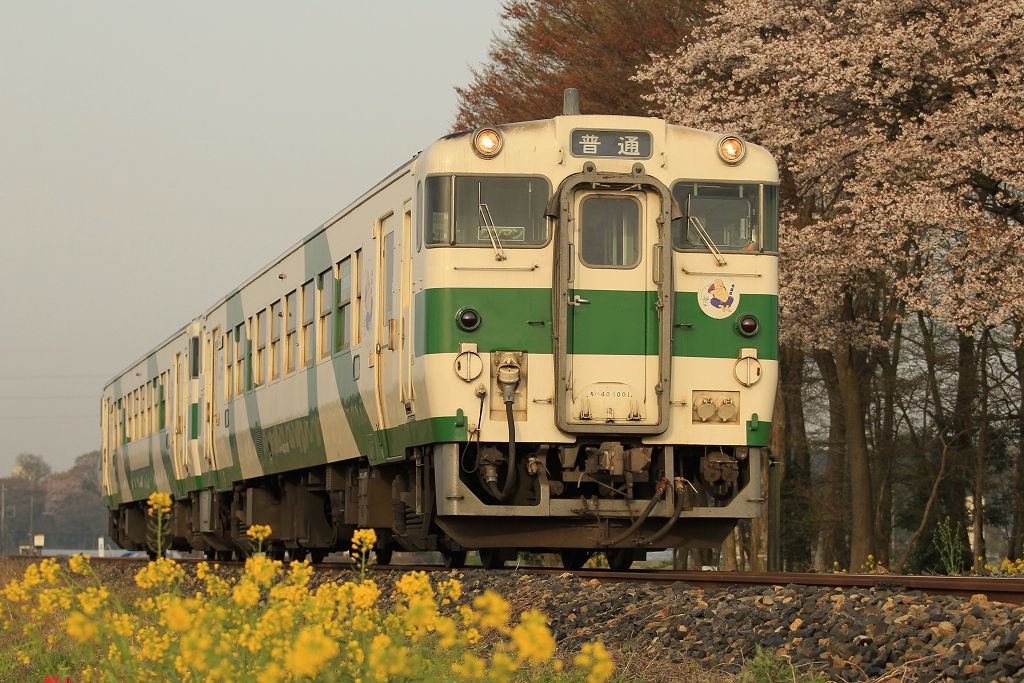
[109, 441, 760, 570]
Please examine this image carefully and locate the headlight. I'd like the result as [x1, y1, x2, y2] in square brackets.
[473, 128, 503, 158]
[736, 314, 759, 336]
[717, 135, 746, 165]
[457, 308, 482, 331]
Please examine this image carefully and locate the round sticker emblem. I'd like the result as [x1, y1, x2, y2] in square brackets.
[697, 276, 739, 319]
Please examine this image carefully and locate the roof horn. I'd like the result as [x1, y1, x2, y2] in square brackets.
[563, 88, 580, 115]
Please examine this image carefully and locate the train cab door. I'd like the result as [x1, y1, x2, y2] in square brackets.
[555, 184, 672, 434]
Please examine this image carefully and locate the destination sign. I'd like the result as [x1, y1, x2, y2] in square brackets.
[570, 129, 652, 159]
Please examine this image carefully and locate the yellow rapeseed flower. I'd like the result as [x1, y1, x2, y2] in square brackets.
[285, 626, 339, 678]
[511, 609, 555, 665]
[164, 599, 193, 632]
[473, 590, 510, 633]
[65, 610, 98, 642]
[77, 586, 110, 616]
[246, 524, 272, 542]
[134, 557, 185, 589]
[352, 528, 377, 554]
[574, 642, 615, 683]
[148, 491, 173, 514]
[69, 553, 91, 574]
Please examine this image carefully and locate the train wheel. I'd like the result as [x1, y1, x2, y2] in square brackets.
[442, 550, 467, 569]
[604, 548, 634, 572]
[374, 547, 393, 566]
[479, 548, 505, 569]
[559, 549, 593, 570]
[308, 550, 326, 565]
[145, 547, 159, 561]
[289, 548, 306, 562]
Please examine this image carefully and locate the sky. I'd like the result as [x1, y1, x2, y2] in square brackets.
[0, 1, 505, 476]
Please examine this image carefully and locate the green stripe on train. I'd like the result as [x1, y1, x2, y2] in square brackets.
[416, 287, 777, 360]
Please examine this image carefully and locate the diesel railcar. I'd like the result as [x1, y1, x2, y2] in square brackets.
[102, 98, 779, 570]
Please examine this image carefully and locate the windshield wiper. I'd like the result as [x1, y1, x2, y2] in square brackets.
[686, 196, 727, 266]
[478, 203, 507, 261]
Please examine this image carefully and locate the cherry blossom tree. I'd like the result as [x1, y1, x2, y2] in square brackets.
[641, 0, 1024, 569]
[452, 0, 706, 130]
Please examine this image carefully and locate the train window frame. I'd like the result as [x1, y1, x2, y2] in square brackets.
[302, 279, 315, 367]
[285, 290, 298, 375]
[270, 300, 282, 381]
[255, 309, 267, 387]
[234, 323, 246, 397]
[317, 269, 333, 361]
[416, 181, 423, 252]
[578, 194, 643, 270]
[336, 256, 352, 353]
[352, 249, 362, 346]
[670, 181, 778, 254]
[423, 174, 552, 249]
[224, 330, 233, 402]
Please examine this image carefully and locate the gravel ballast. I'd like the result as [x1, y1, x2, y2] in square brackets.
[4, 557, 1023, 682]
[447, 569, 1024, 683]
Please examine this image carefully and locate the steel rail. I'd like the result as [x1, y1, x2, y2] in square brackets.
[6, 555, 1023, 604]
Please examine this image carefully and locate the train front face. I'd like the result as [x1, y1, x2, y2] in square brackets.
[416, 115, 779, 554]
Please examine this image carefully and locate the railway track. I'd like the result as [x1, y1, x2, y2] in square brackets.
[9, 554, 1023, 605]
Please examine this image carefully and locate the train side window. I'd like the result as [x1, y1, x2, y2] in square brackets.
[158, 374, 166, 431]
[270, 300, 282, 380]
[150, 381, 156, 435]
[762, 185, 779, 252]
[302, 279, 315, 367]
[424, 175, 452, 244]
[285, 290, 298, 374]
[224, 330, 233, 402]
[416, 181, 423, 252]
[255, 309, 267, 386]
[235, 323, 246, 396]
[318, 269, 333, 360]
[190, 336, 200, 378]
[336, 256, 352, 352]
[352, 249, 361, 345]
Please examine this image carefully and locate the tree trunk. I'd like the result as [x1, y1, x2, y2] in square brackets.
[835, 338, 874, 570]
[1008, 320, 1024, 561]
[971, 329, 990, 571]
[872, 321, 901, 568]
[721, 528, 738, 570]
[813, 348, 847, 571]
[775, 343, 813, 570]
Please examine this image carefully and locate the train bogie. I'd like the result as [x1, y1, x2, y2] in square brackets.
[103, 105, 779, 567]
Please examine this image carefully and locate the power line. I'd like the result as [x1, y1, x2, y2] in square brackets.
[0, 396, 96, 400]
[0, 415, 96, 420]
[0, 374, 110, 380]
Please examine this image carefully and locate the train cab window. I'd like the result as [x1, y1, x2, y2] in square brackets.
[424, 175, 549, 247]
[270, 300, 282, 380]
[285, 290, 298, 374]
[336, 257, 352, 352]
[579, 196, 641, 268]
[671, 182, 770, 252]
[318, 270, 333, 360]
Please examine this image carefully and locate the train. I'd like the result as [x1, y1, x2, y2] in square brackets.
[101, 91, 779, 570]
